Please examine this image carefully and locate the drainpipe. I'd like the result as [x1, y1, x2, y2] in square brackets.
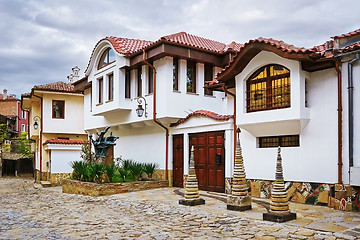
[221, 83, 236, 165]
[142, 50, 169, 181]
[335, 60, 343, 184]
[347, 53, 360, 172]
[33, 94, 43, 182]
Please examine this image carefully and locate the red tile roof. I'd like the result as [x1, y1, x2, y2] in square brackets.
[215, 37, 317, 79]
[44, 139, 84, 145]
[341, 41, 360, 53]
[33, 81, 79, 93]
[251, 37, 312, 53]
[105, 36, 153, 55]
[170, 110, 233, 127]
[332, 28, 360, 39]
[159, 32, 240, 53]
[0, 94, 18, 100]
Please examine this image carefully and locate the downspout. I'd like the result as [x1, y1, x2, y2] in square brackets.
[348, 53, 360, 173]
[335, 60, 343, 184]
[33, 94, 43, 182]
[221, 83, 236, 165]
[142, 50, 169, 181]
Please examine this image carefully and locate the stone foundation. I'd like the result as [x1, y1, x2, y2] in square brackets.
[62, 179, 169, 197]
[153, 169, 173, 187]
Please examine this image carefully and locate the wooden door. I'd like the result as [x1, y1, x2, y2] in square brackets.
[173, 134, 184, 187]
[190, 131, 225, 193]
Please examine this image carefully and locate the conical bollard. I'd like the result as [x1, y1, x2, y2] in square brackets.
[179, 146, 205, 206]
[227, 128, 252, 211]
[263, 147, 296, 222]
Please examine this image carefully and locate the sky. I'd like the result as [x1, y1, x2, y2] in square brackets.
[1, 0, 360, 98]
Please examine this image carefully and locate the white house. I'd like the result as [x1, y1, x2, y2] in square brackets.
[21, 72, 88, 185]
[74, 30, 360, 211]
[214, 30, 360, 210]
[74, 32, 243, 192]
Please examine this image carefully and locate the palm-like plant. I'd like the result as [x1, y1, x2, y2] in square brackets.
[88, 163, 105, 183]
[142, 163, 159, 179]
[70, 161, 89, 181]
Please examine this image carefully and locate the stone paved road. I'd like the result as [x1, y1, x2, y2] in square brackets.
[0, 178, 359, 239]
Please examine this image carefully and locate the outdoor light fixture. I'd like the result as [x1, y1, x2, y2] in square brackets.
[136, 96, 148, 118]
[33, 116, 40, 130]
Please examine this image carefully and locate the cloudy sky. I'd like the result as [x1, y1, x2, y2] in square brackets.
[1, 0, 360, 98]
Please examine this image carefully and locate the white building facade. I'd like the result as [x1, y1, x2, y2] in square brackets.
[75, 30, 360, 211]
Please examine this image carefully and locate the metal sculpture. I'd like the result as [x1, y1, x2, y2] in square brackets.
[90, 126, 119, 157]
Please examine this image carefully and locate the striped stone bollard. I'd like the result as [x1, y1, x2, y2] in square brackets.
[179, 146, 205, 206]
[263, 147, 296, 222]
[227, 128, 252, 211]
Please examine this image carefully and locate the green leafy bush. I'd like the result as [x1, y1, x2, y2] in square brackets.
[142, 163, 159, 179]
[88, 163, 105, 183]
[71, 161, 90, 181]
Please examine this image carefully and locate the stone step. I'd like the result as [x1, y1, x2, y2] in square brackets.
[40, 181, 51, 188]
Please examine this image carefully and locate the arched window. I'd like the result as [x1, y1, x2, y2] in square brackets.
[246, 64, 290, 112]
[97, 48, 115, 69]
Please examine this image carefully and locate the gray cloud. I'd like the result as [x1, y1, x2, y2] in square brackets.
[0, 0, 359, 98]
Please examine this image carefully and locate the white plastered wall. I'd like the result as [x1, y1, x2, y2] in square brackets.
[236, 51, 338, 183]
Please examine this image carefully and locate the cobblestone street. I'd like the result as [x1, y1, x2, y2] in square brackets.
[0, 178, 360, 239]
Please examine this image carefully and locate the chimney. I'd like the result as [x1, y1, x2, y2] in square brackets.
[3, 89, 7, 99]
[68, 66, 80, 83]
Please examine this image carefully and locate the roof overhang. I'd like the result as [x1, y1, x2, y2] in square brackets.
[216, 41, 335, 86]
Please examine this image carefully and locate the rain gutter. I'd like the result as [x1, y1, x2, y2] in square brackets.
[142, 50, 169, 181]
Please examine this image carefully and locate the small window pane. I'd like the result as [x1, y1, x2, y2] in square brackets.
[259, 135, 299, 148]
[204, 64, 213, 95]
[108, 73, 113, 101]
[125, 69, 131, 99]
[187, 61, 196, 93]
[52, 100, 64, 119]
[173, 58, 178, 91]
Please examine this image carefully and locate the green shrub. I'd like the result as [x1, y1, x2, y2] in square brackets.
[105, 164, 117, 182]
[118, 168, 134, 182]
[142, 163, 159, 179]
[88, 162, 105, 183]
[111, 173, 124, 183]
[71, 161, 89, 181]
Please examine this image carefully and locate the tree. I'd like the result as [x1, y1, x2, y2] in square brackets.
[16, 131, 33, 159]
[80, 141, 97, 165]
[0, 124, 8, 143]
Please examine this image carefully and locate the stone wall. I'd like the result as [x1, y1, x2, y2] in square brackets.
[246, 180, 360, 212]
[62, 179, 169, 197]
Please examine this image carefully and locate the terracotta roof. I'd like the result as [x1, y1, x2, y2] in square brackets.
[216, 37, 317, 80]
[170, 110, 233, 127]
[0, 94, 18, 100]
[105, 36, 153, 55]
[21, 93, 31, 98]
[333, 28, 360, 39]
[160, 32, 235, 53]
[341, 41, 360, 53]
[33, 81, 79, 93]
[44, 139, 84, 145]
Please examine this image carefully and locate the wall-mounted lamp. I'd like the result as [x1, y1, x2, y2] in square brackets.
[136, 96, 148, 118]
[33, 116, 40, 130]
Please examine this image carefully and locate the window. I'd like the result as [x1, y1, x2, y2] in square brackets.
[98, 77, 103, 104]
[21, 124, 25, 132]
[204, 64, 213, 96]
[305, 79, 309, 107]
[107, 73, 113, 101]
[173, 58, 179, 91]
[52, 100, 64, 119]
[148, 63, 153, 94]
[137, 67, 142, 97]
[246, 64, 290, 112]
[259, 135, 299, 148]
[97, 48, 115, 69]
[22, 110, 26, 119]
[125, 69, 131, 99]
[187, 61, 196, 93]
